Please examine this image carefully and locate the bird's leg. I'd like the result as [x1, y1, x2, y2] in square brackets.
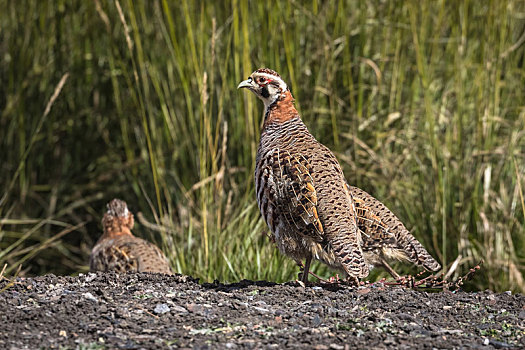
[296, 260, 330, 283]
[302, 256, 312, 284]
[297, 257, 312, 284]
[297, 259, 343, 284]
[296, 260, 305, 281]
[380, 258, 401, 280]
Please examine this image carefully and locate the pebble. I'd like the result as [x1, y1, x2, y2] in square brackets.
[171, 305, 189, 314]
[489, 339, 512, 348]
[253, 306, 270, 314]
[84, 273, 97, 283]
[82, 292, 98, 303]
[154, 303, 170, 314]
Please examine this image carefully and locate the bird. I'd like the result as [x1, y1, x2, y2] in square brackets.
[89, 198, 173, 275]
[238, 68, 440, 283]
[349, 185, 441, 279]
[238, 68, 369, 284]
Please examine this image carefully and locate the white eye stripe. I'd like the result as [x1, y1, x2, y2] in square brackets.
[254, 73, 287, 90]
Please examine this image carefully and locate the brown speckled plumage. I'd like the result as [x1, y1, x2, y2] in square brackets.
[239, 68, 441, 282]
[239, 69, 368, 283]
[89, 199, 173, 275]
[349, 186, 441, 274]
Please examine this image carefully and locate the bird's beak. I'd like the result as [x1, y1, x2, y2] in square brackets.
[237, 78, 254, 90]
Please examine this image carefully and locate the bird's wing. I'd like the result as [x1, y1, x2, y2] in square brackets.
[348, 184, 441, 271]
[90, 237, 140, 273]
[272, 149, 324, 242]
[350, 188, 397, 250]
[132, 238, 173, 274]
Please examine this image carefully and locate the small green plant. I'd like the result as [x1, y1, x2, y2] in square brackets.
[74, 342, 106, 350]
[134, 293, 153, 300]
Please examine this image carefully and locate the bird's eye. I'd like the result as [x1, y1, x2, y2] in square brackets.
[259, 77, 266, 83]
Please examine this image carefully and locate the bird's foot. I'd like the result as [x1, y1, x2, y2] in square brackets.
[326, 274, 340, 283]
[340, 275, 361, 286]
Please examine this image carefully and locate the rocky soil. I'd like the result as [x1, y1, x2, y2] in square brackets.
[1, 273, 524, 349]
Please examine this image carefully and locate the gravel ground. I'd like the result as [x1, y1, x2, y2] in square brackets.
[0, 272, 524, 349]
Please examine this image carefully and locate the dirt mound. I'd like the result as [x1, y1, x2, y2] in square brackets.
[1, 273, 524, 349]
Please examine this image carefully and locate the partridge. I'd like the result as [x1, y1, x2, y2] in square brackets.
[89, 199, 173, 275]
[239, 68, 440, 283]
[239, 69, 368, 283]
[350, 185, 441, 278]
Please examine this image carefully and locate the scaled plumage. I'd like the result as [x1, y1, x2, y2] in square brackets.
[89, 199, 173, 275]
[239, 68, 440, 283]
[239, 69, 369, 283]
[349, 186, 441, 277]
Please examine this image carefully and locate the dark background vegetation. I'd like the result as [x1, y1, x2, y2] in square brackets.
[1, 0, 524, 292]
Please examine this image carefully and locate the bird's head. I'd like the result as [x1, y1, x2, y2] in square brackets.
[101, 198, 134, 236]
[237, 68, 288, 109]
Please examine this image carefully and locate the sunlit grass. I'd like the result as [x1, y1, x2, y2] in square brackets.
[0, 0, 524, 292]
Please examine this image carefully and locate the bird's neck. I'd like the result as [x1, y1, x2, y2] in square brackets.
[263, 90, 300, 128]
[100, 216, 134, 240]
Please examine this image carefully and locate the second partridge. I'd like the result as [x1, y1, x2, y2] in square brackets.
[89, 199, 173, 275]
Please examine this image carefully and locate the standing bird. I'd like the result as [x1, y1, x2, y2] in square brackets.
[238, 68, 369, 284]
[239, 68, 441, 283]
[90, 199, 173, 275]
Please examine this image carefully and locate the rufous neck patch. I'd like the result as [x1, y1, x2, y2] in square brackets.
[100, 215, 134, 240]
[264, 91, 299, 127]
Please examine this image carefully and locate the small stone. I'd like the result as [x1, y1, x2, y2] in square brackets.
[82, 292, 98, 303]
[154, 303, 170, 314]
[85, 273, 97, 283]
[357, 288, 371, 295]
[171, 305, 188, 314]
[312, 314, 322, 327]
[489, 339, 512, 348]
[253, 306, 269, 314]
[443, 305, 452, 311]
[186, 303, 204, 313]
[329, 344, 344, 350]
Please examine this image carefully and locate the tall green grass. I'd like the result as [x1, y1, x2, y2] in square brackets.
[1, 1, 524, 292]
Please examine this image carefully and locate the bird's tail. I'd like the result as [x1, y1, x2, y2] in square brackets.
[397, 233, 441, 272]
[330, 228, 370, 280]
